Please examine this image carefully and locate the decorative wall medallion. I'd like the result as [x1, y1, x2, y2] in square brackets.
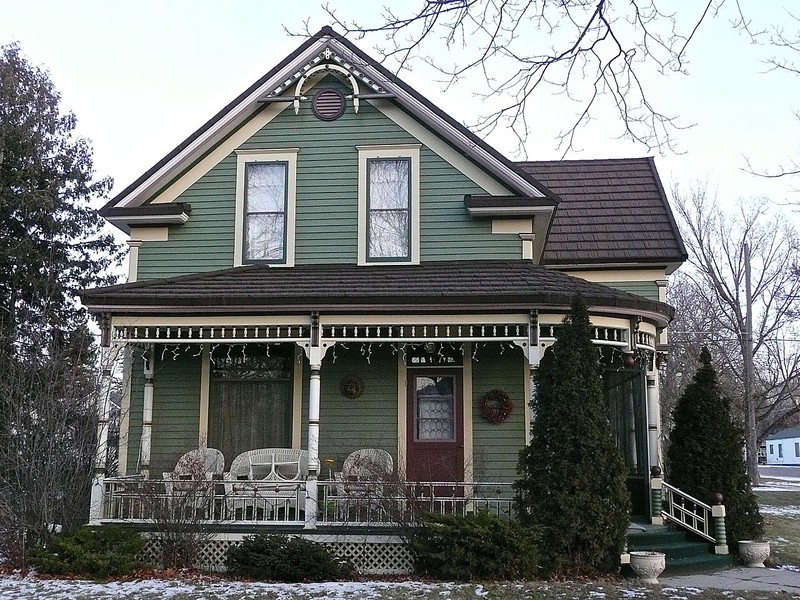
[479, 388, 514, 424]
[312, 88, 346, 121]
[339, 374, 365, 399]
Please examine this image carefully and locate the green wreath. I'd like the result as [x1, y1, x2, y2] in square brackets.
[479, 389, 514, 424]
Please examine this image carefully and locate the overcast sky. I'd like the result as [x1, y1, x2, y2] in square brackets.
[3, 1, 799, 221]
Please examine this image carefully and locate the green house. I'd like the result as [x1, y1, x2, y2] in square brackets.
[81, 27, 686, 571]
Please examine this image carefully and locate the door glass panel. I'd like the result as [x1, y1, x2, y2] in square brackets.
[415, 376, 455, 440]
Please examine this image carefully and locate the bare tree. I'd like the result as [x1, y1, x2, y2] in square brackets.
[745, 10, 800, 185]
[309, 0, 754, 155]
[669, 185, 800, 484]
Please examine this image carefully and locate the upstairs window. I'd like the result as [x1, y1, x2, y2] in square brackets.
[368, 158, 410, 260]
[235, 149, 297, 267]
[358, 145, 420, 265]
[245, 162, 287, 262]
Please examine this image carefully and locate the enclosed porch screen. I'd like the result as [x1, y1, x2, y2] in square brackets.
[208, 344, 293, 467]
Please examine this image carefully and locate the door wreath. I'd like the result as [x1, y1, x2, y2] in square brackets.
[479, 389, 514, 424]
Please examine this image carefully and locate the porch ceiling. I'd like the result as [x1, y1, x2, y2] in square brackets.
[81, 259, 673, 324]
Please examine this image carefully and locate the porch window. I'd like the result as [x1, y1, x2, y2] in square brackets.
[244, 162, 287, 262]
[208, 344, 294, 467]
[357, 144, 420, 265]
[779, 443, 783, 458]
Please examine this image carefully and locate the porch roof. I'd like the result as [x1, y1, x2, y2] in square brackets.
[82, 259, 673, 323]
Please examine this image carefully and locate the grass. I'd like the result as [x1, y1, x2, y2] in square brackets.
[3, 578, 800, 600]
[754, 488, 800, 567]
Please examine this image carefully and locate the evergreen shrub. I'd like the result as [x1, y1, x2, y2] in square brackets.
[32, 525, 144, 578]
[409, 512, 539, 580]
[666, 347, 763, 546]
[515, 294, 630, 576]
[225, 533, 352, 582]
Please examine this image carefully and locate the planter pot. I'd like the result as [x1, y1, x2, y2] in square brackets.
[629, 551, 666, 584]
[738, 540, 770, 568]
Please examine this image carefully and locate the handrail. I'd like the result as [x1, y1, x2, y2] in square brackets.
[661, 481, 715, 542]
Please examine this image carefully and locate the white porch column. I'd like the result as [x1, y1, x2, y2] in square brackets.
[140, 344, 154, 478]
[89, 356, 113, 524]
[646, 370, 661, 470]
[304, 313, 322, 529]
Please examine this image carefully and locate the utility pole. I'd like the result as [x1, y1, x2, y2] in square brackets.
[743, 242, 759, 486]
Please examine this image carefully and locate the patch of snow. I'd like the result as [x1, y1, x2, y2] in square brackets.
[589, 591, 606, 598]
[760, 506, 800, 516]
[620, 589, 646, 598]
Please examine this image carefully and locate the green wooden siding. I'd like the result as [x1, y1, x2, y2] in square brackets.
[136, 76, 518, 280]
[471, 343, 527, 483]
[125, 351, 145, 475]
[123, 347, 201, 476]
[149, 348, 202, 477]
[604, 281, 660, 301]
[301, 345, 399, 470]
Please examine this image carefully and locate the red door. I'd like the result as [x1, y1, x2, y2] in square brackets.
[406, 370, 464, 483]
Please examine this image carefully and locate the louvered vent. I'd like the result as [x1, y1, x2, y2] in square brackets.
[312, 88, 345, 121]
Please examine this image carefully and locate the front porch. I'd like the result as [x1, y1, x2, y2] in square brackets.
[98, 476, 515, 573]
[100, 477, 515, 526]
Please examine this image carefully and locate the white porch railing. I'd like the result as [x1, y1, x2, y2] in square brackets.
[660, 481, 715, 542]
[316, 480, 515, 524]
[100, 477, 515, 526]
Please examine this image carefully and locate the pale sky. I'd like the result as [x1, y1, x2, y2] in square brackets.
[3, 0, 799, 223]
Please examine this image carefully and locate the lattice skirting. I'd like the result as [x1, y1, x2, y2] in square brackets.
[137, 533, 413, 575]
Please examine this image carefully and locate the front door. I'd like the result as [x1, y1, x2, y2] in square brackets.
[406, 370, 464, 482]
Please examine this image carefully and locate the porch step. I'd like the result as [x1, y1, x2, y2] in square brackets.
[625, 523, 732, 576]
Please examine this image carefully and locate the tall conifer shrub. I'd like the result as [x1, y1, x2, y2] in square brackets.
[666, 347, 763, 546]
[515, 295, 630, 575]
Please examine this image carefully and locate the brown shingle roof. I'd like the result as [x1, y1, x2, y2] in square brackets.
[81, 260, 673, 321]
[518, 158, 687, 266]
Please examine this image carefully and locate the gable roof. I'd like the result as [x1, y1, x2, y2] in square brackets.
[102, 26, 555, 218]
[519, 158, 687, 269]
[766, 425, 800, 441]
[81, 259, 674, 325]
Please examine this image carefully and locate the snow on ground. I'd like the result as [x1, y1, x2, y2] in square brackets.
[0, 575, 445, 600]
[760, 505, 800, 516]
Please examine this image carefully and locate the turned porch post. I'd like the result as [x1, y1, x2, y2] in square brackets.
[89, 351, 114, 524]
[139, 344, 155, 478]
[304, 312, 322, 528]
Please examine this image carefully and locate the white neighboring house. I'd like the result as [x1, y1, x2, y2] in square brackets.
[765, 425, 800, 465]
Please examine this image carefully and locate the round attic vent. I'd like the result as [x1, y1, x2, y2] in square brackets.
[312, 88, 345, 121]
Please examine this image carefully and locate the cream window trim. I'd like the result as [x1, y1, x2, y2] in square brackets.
[462, 342, 474, 484]
[357, 144, 421, 266]
[234, 149, 299, 268]
[292, 345, 303, 449]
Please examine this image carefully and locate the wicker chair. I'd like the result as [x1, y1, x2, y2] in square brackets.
[162, 447, 225, 517]
[335, 448, 394, 521]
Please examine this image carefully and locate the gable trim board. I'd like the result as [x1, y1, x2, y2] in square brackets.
[103, 28, 554, 222]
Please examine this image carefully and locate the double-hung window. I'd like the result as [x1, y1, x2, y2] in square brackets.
[235, 149, 297, 266]
[367, 158, 410, 260]
[358, 145, 420, 265]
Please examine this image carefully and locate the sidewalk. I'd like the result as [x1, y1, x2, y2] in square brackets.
[659, 567, 800, 593]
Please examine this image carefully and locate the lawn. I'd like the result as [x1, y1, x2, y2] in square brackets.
[754, 488, 800, 567]
[1, 576, 799, 600]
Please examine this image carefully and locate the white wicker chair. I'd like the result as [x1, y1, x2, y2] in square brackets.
[336, 448, 394, 521]
[162, 447, 225, 517]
